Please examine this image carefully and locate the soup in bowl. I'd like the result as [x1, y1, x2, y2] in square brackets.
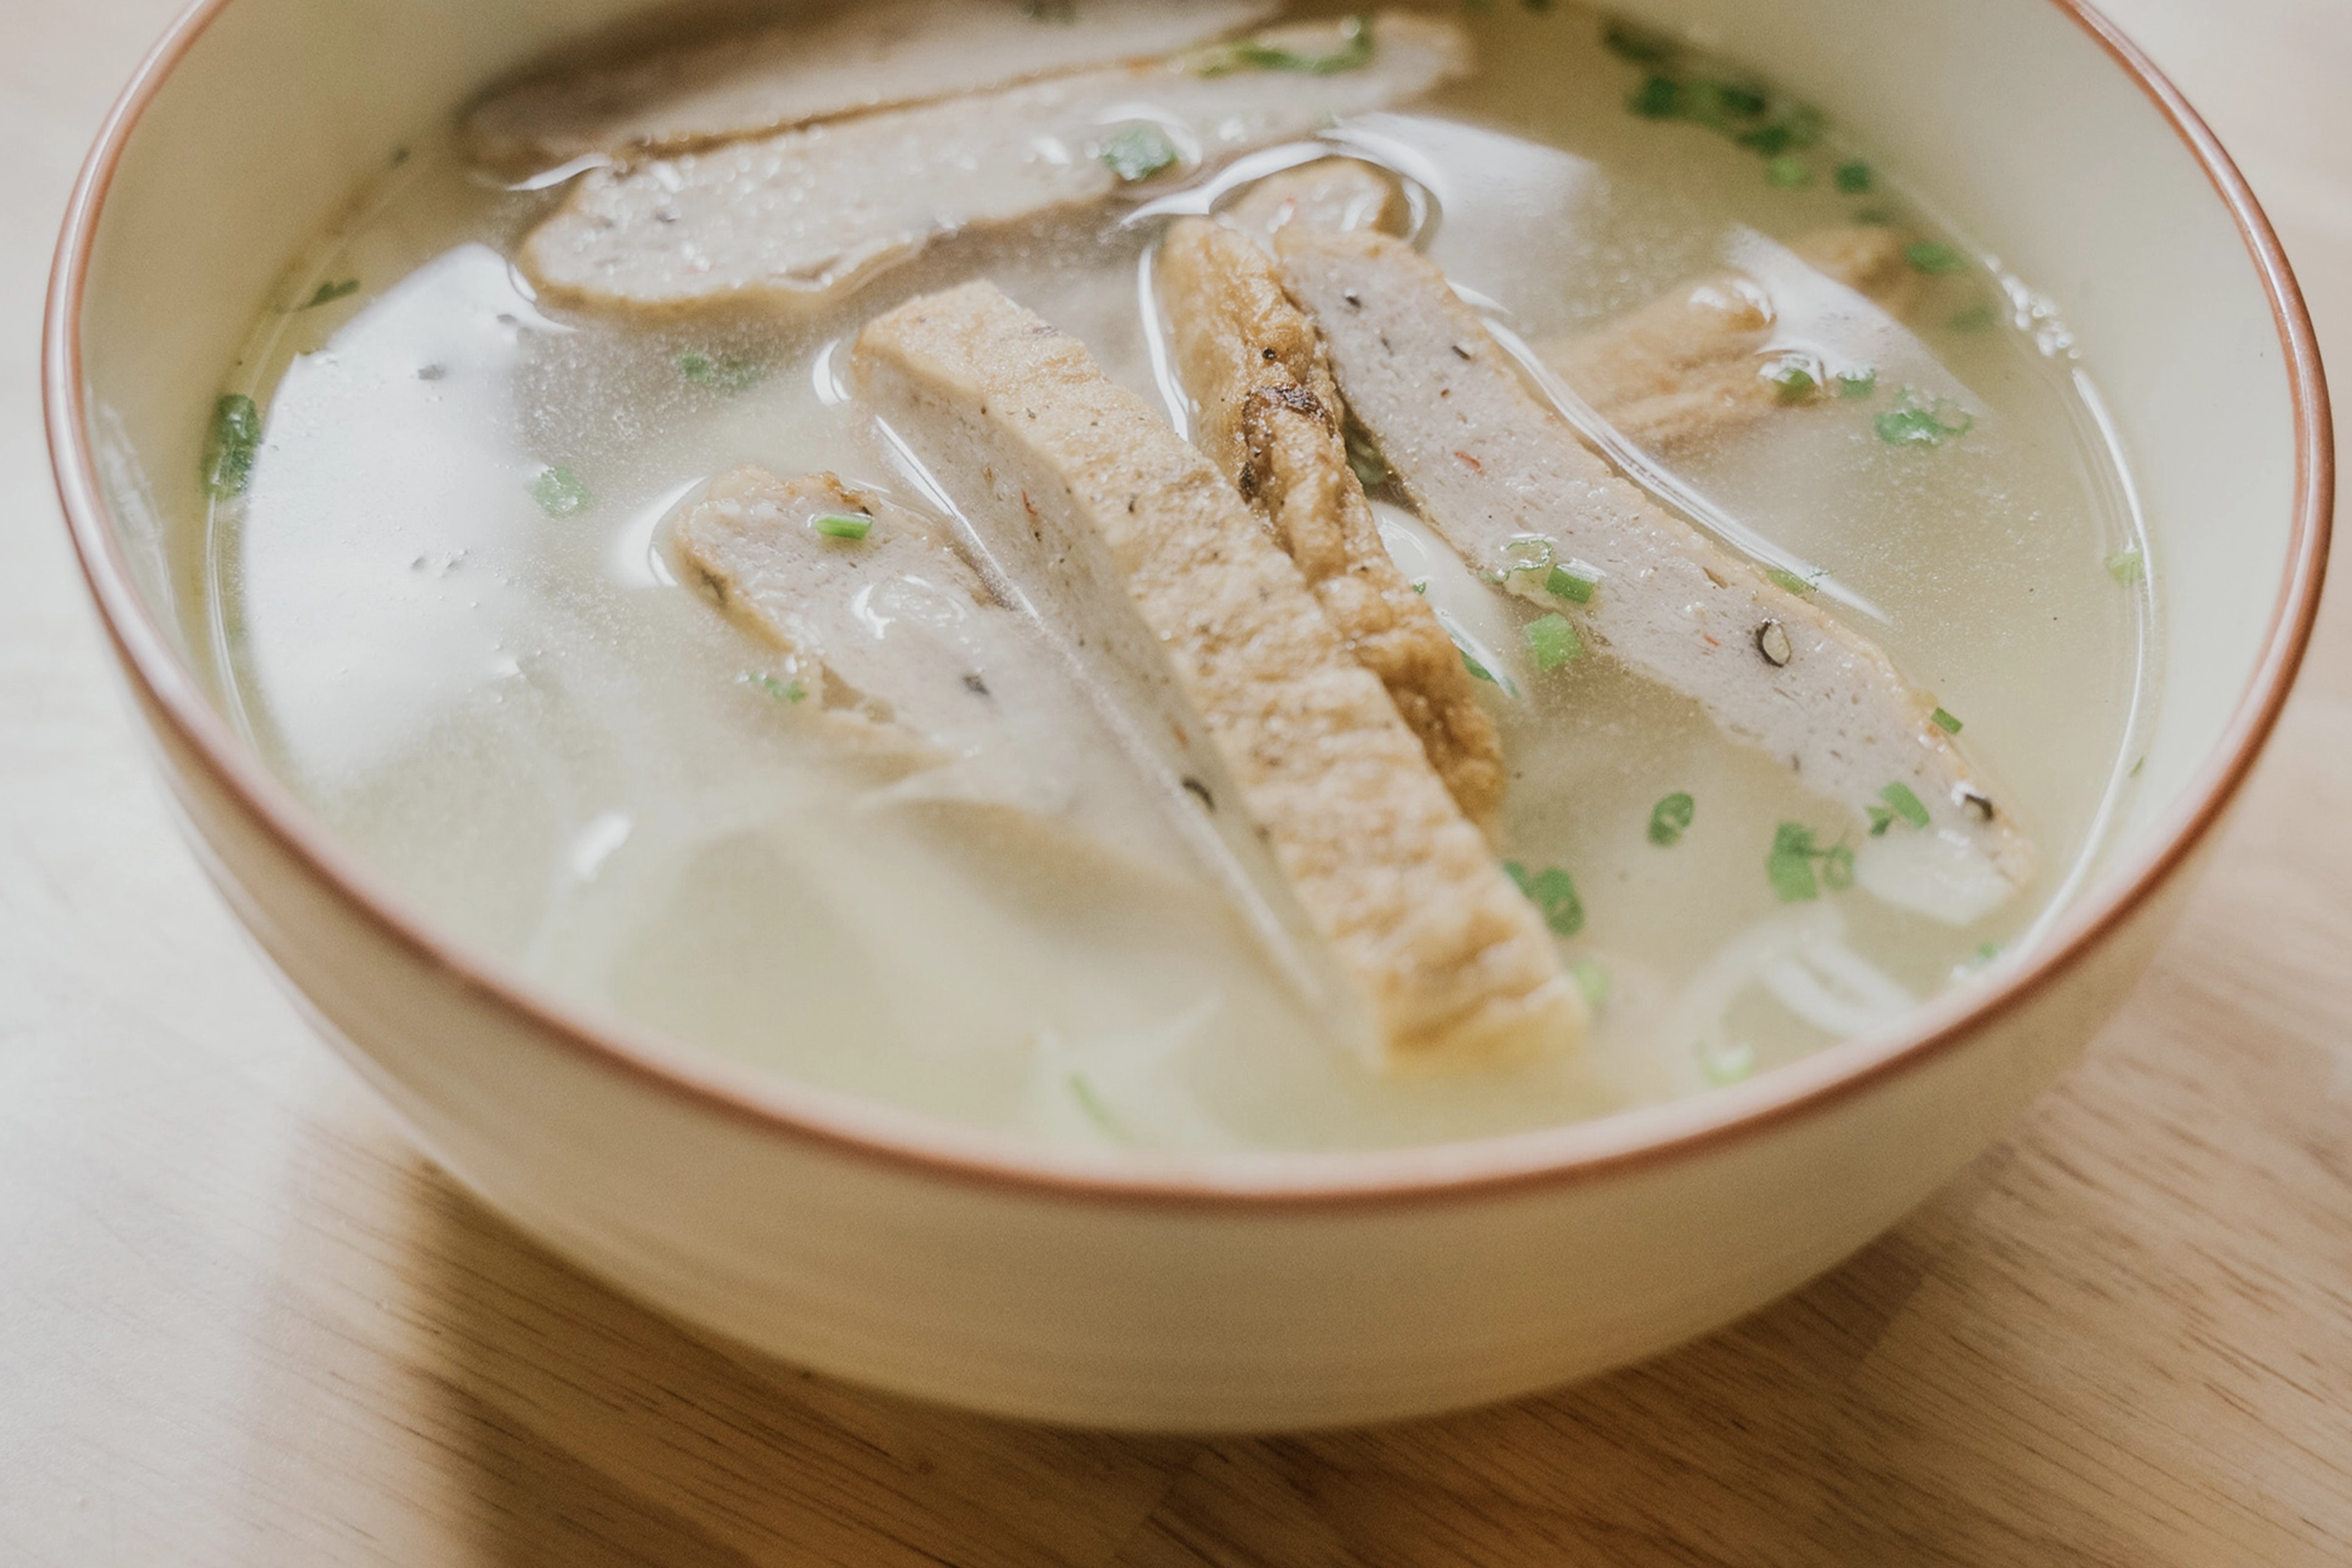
[48, 0, 2328, 1428]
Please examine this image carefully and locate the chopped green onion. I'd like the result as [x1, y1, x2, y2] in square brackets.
[2105, 548, 2146, 585]
[1628, 74, 1680, 118]
[1500, 536, 1558, 578]
[1572, 956, 1612, 1009]
[1200, 13, 1373, 75]
[1545, 565, 1595, 603]
[1764, 154, 1811, 188]
[1879, 780, 1930, 829]
[1835, 367, 1877, 399]
[297, 278, 358, 310]
[1699, 1040, 1756, 1086]
[1504, 861, 1584, 937]
[1774, 103, 1824, 147]
[1767, 822, 1820, 902]
[1524, 612, 1584, 671]
[813, 512, 873, 540]
[1410, 578, 1429, 595]
[1875, 387, 1973, 447]
[201, 394, 262, 499]
[753, 673, 807, 704]
[1976, 940, 2001, 963]
[1766, 565, 1819, 595]
[1461, 651, 1497, 684]
[1834, 159, 1873, 193]
[1867, 805, 1895, 837]
[1948, 303, 1997, 332]
[1601, 19, 1676, 64]
[1930, 706, 1963, 735]
[530, 465, 591, 517]
[1766, 822, 1853, 902]
[1100, 124, 1178, 183]
[678, 350, 766, 392]
[1647, 791, 1695, 847]
[1683, 78, 1766, 125]
[2130, 755, 2147, 779]
[1765, 359, 1817, 402]
[1345, 427, 1388, 491]
[1905, 240, 1967, 274]
[1067, 1073, 1124, 1139]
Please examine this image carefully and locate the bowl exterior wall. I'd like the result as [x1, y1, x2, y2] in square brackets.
[54, 0, 2314, 1433]
[132, 665, 2200, 1429]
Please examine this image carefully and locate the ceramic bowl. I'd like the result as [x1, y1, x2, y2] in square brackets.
[46, 0, 2329, 1430]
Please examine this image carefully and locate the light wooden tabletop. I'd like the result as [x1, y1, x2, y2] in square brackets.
[8, 2, 2351, 1563]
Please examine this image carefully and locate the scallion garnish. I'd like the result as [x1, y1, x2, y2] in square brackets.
[1573, 956, 1612, 1009]
[1648, 791, 1695, 847]
[1948, 303, 1996, 332]
[1835, 367, 1877, 399]
[530, 465, 592, 517]
[1461, 651, 1497, 684]
[1976, 940, 2001, 963]
[1765, 359, 1817, 402]
[1345, 427, 1388, 491]
[1199, 13, 1373, 75]
[1766, 822, 1853, 902]
[2105, 548, 2146, 585]
[813, 512, 873, 540]
[1878, 780, 1930, 829]
[1100, 124, 1178, 183]
[1601, 19, 1675, 64]
[1764, 154, 1811, 188]
[753, 673, 807, 704]
[1767, 822, 1820, 902]
[1629, 74, 1680, 118]
[1524, 612, 1584, 671]
[1875, 387, 1973, 447]
[1905, 240, 1967, 274]
[1930, 706, 1963, 735]
[1067, 1073, 1124, 1140]
[201, 394, 262, 499]
[1499, 536, 1557, 579]
[297, 278, 359, 310]
[1504, 860, 1584, 936]
[1546, 565, 1595, 603]
[1834, 159, 1873, 193]
[679, 350, 766, 392]
[1766, 565, 1820, 595]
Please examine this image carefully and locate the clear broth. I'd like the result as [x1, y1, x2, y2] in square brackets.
[187, 0, 2156, 1152]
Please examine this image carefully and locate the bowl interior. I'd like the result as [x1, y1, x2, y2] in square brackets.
[57, 0, 2318, 1146]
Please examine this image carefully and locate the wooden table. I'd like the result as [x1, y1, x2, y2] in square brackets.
[7, 3, 2350, 1562]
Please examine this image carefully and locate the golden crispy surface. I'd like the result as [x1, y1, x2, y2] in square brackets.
[1158, 216, 1506, 832]
[855, 280, 1582, 1069]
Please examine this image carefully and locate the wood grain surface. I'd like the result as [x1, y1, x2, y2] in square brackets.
[5, 2, 2350, 1563]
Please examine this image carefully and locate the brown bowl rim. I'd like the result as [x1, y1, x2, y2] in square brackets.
[45, 0, 2333, 1210]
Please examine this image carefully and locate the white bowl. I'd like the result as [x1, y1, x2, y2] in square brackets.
[46, 0, 2330, 1430]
